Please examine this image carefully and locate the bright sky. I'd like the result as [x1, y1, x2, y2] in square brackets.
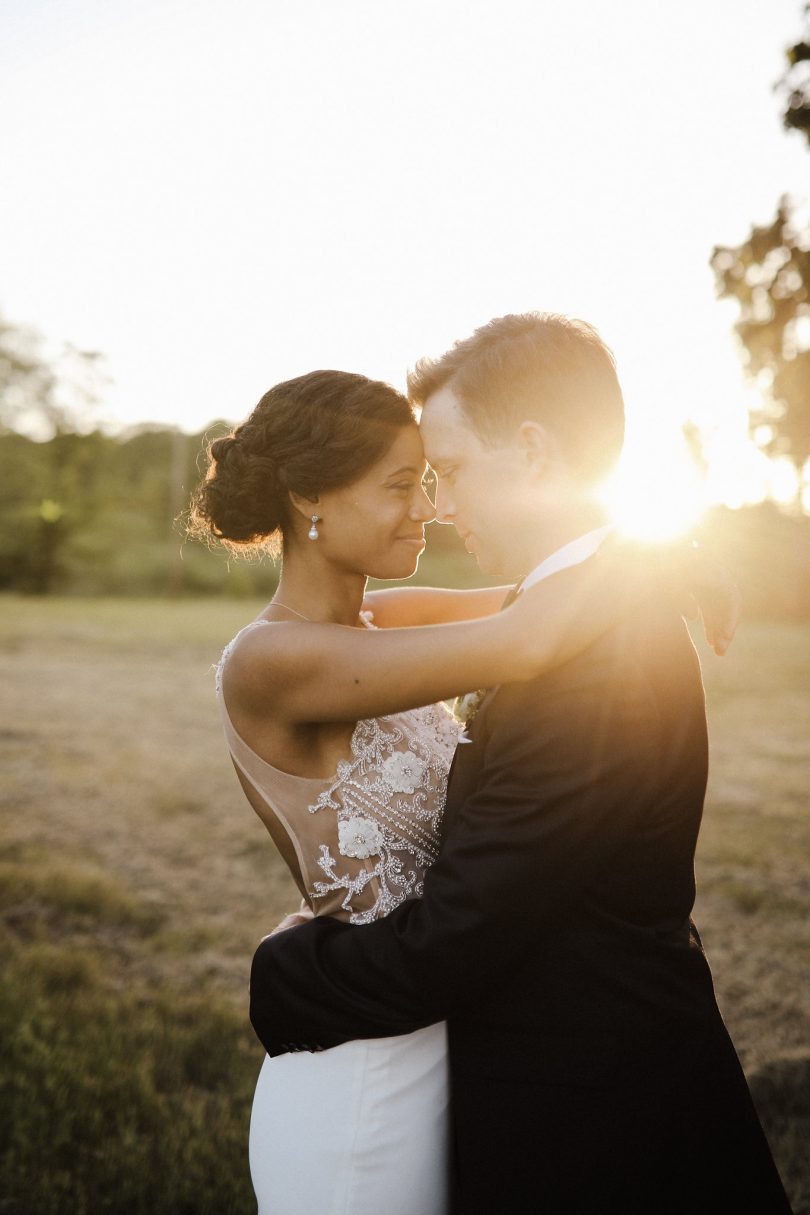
[1, 0, 808, 532]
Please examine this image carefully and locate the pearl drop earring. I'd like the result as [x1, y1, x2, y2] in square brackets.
[308, 514, 320, 540]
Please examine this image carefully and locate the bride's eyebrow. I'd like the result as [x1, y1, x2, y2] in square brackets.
[384, 465, 421, 479]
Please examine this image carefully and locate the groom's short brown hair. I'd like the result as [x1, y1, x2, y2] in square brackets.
[407, 312, 625, 484]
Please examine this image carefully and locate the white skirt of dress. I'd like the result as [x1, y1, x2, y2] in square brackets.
[248, 1021, 449, 1215]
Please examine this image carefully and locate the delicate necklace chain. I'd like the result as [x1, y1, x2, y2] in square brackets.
[269, 600, 311, 622]
[269, 600, 367, 626]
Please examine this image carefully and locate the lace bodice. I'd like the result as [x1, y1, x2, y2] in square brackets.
[216, 619, 461, 925]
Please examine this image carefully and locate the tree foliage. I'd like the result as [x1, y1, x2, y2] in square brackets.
[711, 6, 810, 475]
[782, 4, 810, 144]
[712, 199, 810, 467]
[0, 313, 106, 439]
[0, 423, 283, 596]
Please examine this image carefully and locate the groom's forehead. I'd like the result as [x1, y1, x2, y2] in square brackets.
[420, 386, 496, 468]
[420, 387, 472, 454]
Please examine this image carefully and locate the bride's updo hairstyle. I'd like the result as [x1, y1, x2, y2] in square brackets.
[190, 370, 416, 557]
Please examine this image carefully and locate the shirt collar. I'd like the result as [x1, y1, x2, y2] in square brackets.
[519, 524, 614, 594]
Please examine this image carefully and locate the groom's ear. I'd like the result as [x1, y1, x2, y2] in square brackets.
[516, 421, 555, 480]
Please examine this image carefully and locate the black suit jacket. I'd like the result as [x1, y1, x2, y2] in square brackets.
[249, 598, 791, 1213]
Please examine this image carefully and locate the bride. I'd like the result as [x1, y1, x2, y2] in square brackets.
[190, 368, 733, 1215]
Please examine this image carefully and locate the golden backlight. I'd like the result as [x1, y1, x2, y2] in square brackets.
[598, 448, 704, 542]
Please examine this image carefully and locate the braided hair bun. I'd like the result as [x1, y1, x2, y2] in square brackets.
[190, 370, 416, 557]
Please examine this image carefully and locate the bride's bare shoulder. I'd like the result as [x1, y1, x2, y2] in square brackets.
[226, 615, 308, 657]
[221, 618, 310, 695]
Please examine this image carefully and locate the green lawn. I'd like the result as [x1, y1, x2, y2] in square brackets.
[0, 597, 807, 1213]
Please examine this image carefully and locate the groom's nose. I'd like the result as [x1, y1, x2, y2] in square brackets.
[434, 481, 455, 524]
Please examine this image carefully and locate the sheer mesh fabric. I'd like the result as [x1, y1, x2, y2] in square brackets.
[216, 619, 460, 924]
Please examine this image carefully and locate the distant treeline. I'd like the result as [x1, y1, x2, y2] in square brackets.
[0, 425, 266, 597]
[0, 425, 483, 598]
[0, 426, 808, 616]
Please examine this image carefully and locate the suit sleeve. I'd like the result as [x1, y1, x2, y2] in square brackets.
[250, 642, 662, 1055]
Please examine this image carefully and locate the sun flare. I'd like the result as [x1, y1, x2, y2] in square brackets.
[598, 450, 704, 543]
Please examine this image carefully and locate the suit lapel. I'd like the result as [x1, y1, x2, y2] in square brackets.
[439, 580, 521, 846]
[439, 693, 498, 844]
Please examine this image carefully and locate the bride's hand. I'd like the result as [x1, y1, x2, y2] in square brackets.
[618, 538, 741, 657]
[505, 535, 741, 678]
[678, 550, 741, 656]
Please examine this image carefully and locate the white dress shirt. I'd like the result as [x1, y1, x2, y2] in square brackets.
[518, 524, 614, 594]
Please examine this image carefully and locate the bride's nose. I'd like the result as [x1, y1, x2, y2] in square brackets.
[410, 486, 435, 523]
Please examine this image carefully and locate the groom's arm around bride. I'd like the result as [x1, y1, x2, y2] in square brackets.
[251, 591, 791, 1213]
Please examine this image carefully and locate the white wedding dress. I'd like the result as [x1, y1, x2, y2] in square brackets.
[216, 618, 459, 1215]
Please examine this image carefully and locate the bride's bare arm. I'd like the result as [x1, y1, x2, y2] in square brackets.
[224, 556, 665, 725]
[227, 544, 738, 726]
[361, 585, 510, 627]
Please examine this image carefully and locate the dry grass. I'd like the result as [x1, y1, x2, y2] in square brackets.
[0, 597, 300, 998]
[693, 623, 810, 1068]
[1, 596, 808, 1212]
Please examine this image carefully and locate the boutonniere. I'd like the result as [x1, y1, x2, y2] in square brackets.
[453, 688, 488, 730]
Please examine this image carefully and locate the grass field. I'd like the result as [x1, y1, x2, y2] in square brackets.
[1, 595, 808, 1213]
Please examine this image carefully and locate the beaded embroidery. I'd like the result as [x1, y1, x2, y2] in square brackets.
[308, 705, 460, 924]
[215, 616, 462, 926]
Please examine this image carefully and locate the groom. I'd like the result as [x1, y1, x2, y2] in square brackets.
[249, 314, 791, 1213]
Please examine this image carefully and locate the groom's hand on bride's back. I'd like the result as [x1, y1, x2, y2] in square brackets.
[261, 901, 315, 942]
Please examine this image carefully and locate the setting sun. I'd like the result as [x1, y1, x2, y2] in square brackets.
[598, 447, 705, 542]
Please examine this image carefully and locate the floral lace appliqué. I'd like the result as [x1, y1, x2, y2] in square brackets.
[338, 816, 384, 859]
[381, 751, 426, 794]
[215, 614, 463, 927]
[307, 705, 460, 924]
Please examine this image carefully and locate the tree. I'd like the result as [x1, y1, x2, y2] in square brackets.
[0, 312, 106, 439]
[711, 6, 810, 484]
[782, 6, 810, 144]
[0, 308, 111, 591]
